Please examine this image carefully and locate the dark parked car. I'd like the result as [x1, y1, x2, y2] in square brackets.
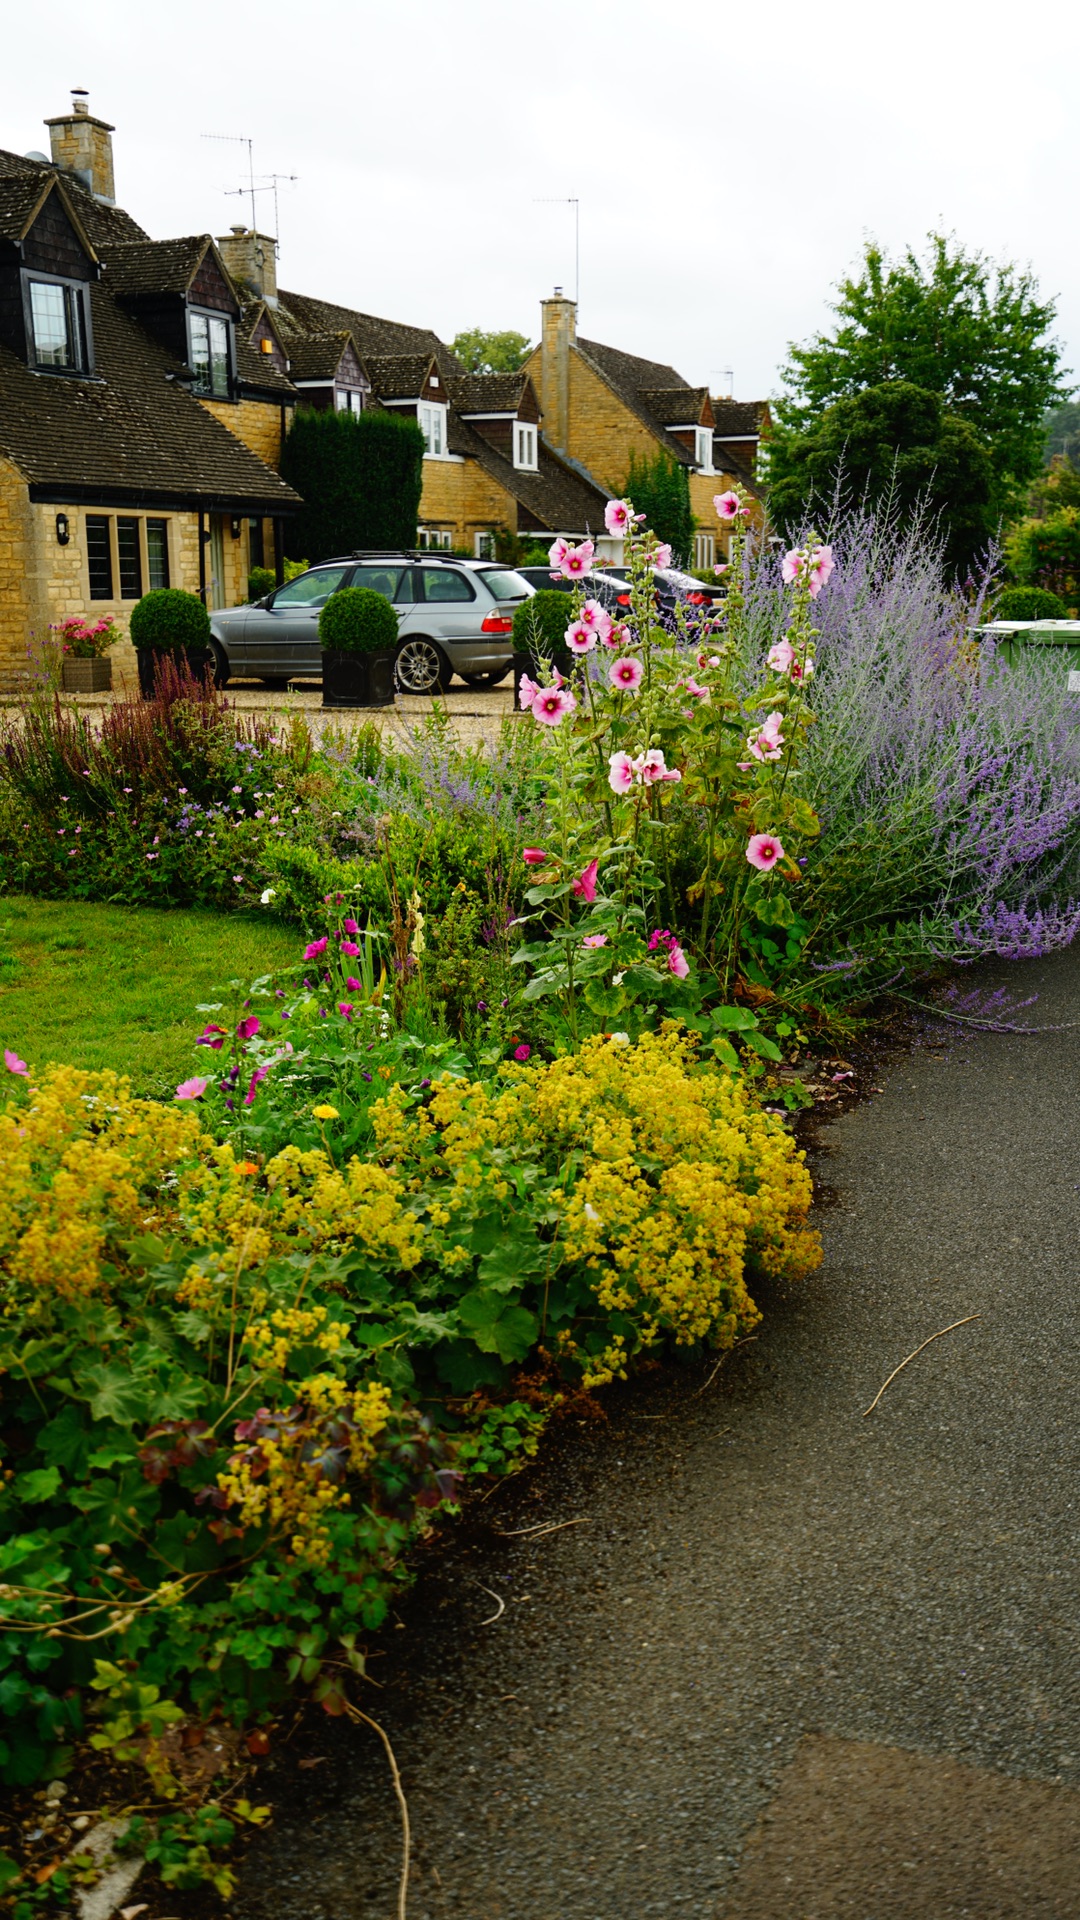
[209, 554, 535, 693]
[517, 564, 722, 625]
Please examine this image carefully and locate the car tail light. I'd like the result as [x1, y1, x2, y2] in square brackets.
[689, 592, 705, 605]
[616, 593, 631, 607]
[480, 613, 514, 634]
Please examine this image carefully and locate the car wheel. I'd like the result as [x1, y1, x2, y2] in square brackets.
[459, 668, 510, 690]
[395, 636, 452, 695]
[209, 640, 230, 689]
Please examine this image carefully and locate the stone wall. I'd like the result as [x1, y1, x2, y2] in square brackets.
[200, 396, 288, 471]
[418, 456, 517, 549]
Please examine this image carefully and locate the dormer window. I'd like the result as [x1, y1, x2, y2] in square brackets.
[25, 274, 90, 374]
[335, 389, 365, 415]
[514, 423, 538, 471]
[419, 401, 447, 456]
[695, 427, 713, 473]
[188, 309, 231, 397]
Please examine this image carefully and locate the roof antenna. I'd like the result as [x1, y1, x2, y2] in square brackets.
[534, 197, 580, 308]
[202, 132, 257, 231]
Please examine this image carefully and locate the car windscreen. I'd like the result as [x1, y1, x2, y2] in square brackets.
[475, 569, 532, 601]
[271, 567, 349, 608]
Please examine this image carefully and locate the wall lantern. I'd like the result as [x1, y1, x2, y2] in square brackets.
[55, 513, 70, 546]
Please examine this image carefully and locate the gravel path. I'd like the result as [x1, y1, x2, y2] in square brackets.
[235, 947, 1080, 1919]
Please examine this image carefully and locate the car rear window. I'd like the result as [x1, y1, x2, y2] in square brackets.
[351, 565, 412, 603]
[476, 569, 532, 601]
[420, 569, 475, 602]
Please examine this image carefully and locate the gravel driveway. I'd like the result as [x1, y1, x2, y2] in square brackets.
[234, 946, 1080, 1919]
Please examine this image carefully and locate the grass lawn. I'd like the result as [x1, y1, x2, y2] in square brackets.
[0, 896, 301, 1097]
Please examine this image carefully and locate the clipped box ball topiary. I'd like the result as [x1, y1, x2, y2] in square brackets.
[318, 587, 399, 655]
[512, 589, 572, 658]
[995, 585, 1068, 622]
[129, 588, 212, 651]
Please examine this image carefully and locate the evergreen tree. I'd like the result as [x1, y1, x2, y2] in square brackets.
[623, 450, 694, 562]
[280, 408, 425, 560]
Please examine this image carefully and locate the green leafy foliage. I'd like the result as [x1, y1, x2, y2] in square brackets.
[451, 328, 531, 374]
[129, 589, 211, 651]
[621, 449, 694, 561]
[1005, 510, 1080, 602]
[512, 589, 573, 665]
[318, 586, 399, 656]
[281, 408, 425, 561]
[993, 585, 1068, 621]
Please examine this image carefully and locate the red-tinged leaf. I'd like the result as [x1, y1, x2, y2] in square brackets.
[246, 1729, 271, 1756]
[297, 1755, 328, 1769]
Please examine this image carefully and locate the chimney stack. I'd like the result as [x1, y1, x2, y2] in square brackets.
[45, 91, 116, 204]
[217, 226, 279, 308]
[539, 287, 576, 454]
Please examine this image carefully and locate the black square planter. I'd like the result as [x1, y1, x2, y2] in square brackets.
[136, 646, 215, 698]
[321, 648, 396, 709]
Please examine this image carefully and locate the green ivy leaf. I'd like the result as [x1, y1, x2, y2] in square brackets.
[12, 1468, 61, 1506]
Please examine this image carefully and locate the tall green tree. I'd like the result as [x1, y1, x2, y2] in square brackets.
[451, 328, 532, 374]
[623, 450, 694, 562]
[280, 408, 424, 561]
[1044, 402, 1080, 467]
[768, 233, 1068, 525]
[767, 381, 993, 575]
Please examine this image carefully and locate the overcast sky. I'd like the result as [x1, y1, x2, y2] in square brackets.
[3, 0, 1077, 406]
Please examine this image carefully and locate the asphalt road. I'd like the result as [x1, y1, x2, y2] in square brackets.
[234, 946, 1080, 1920]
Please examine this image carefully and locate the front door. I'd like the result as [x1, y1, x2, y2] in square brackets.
[208, 516, 227, 611]
[243, 566, 351, 678]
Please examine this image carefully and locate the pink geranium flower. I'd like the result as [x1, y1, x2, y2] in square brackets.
[746, 833, 784, 871]
[637, 749, 681, 786]
[237, 1016, 261, 1040]
[602, 620, 631, 651]
[532, 686, 576, 725]
[714, 491, 741, 521]
[608, 750, 636, 794]
[523, 846, 548, 865]
[303, 937, 328, 960]
[571, 859, 600, 903]
[4, 1049, 29, 1077]
[513, 1043, 532, 1061]
[566, 620, 597, 654]
[609, 655, 644, 692]
[767, 638, 796, 675]
[175, 1076, 209, 1100]
[582, 932, 608, 947]
[604, 499, 633, 535]
[556, 539, 595, 579]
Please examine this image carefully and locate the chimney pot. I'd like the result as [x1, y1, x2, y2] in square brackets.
[45, 96, 116, 203]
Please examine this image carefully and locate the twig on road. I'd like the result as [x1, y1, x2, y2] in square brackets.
[689, 1335, 760, 1399]
[342, 1702, 410, 1920]
[476, 1582, 506, 1625]
[492, 1516, 589, 1540]
[862, 1314, 982, 1416]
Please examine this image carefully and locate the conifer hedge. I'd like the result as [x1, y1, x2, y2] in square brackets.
[281, 408, 425, 560]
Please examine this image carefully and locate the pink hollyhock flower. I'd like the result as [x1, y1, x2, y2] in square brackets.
[747, 710, 785, 762]
[175, 1076, 209, 1100]
[519, 672, 541, 705]
[337, 1001, 354, 1018]
[608, 750, 636, 794]
[578, 598, 609, 631]
[557, 539, 595, 579]
[609, 655, 644, 692]
[523, 846, 548, 865]
[807, 545, 835, 597]
[602, 620, 631, 651]
[244, 1067, 269, 1107]
[781, 549, 804, 585]
[713, 562, 729, 577]
[196, 1024, 228, 1050]
[513, 1043, 532, 1061]
[605, 499, 633, 535]
[303, 937, 329, 960]
[342, 916, 359, 935]
[767, 638, 796, 675]
[566, 620, 597, 654]
[667, 942, 690, 979]
[746, 832, 784, 871]
[4, 1049, 29, 1077]
[532, 686, 575, 725]
[548, 536, 569, 569]
[682, 675, 710, 703]
[572, 859, 600, 903]
[637, 749, 681, 786]
[340, 939, 361, 956]
[582, 932, 608, 948]
[737, 760, 753, 772]
[791, 656, 814, 682]
[651, 542, 673, 569]
[714, 491, 741, 521]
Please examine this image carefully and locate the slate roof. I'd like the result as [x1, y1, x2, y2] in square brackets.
[573, 335, 696, 465]
[448, 411, 610, 534]
[234, 303, 295, 396]
[639, 386, 710, 427]
[284, 329, 354, 382]
[446, 372, 528, 413]
[0, 146, 148, 249]
[276, 288, 460, 375]
[0, 278, 300, 511]
[364, 353, 434, 401]
[712, 398, 768, 436]
[105, 236, 217, 299]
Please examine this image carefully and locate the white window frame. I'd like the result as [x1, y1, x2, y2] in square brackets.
[419, 401, 448, 457]
[514, 422, 538, 471]
[694, 531, 715, 569]
[418, 528, 452, 551]
[188, 308, 232, 398]
[695, 427, 713, 473]
[474, 531, 495, 560]
[335, 389, 364, 414]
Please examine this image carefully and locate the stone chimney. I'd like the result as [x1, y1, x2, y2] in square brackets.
[539, 287, 576, 453]
[217, 227, 279, 308]
[45, 91, 115, 204]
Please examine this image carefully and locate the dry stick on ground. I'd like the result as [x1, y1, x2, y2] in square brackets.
[476, 1582, 506, 1625]
[492, 1516, 589, 1540]
[862, 1315, 982, 1417]
[342, 1703, 411, 1920]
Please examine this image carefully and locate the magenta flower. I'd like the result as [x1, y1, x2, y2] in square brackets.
[572, 859, 600, 903]
[637, 749, 681, 786]
[582, 932, 608, 948]
[531, 686, 576, 725]
[566, 620, 597, 654]
[605, 499, 633, 535]
[340, 940, 360, 956]
[602, 620, 631, 651]
[513, 1043, 532, 1062]
[4, 1049, 29, 1077]
[244, 1067, 269, 1107]
[338, 1001, 354, 1018]
[342, 916, 360, 935]
[237, 1016, 261, 1040]
[608, 750, 636, 794]
[175, 1075, 209, 1101]
[714, 490, 741, 521]
[767, 638, 796, 675]
[556, 539, 595, 579]
[746, 833, 784, 871]
[196, 1024, 228, 1050]
[523, 846, 548, 865]
[345, 975, 362, 990]
[303, 937, 329, 960]
[609, 655, 644, 692]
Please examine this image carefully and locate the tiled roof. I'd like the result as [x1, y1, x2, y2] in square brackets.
[0, 174, 55, 243]
[276, 289, 460, 374]
[0, 146, 148, 248]
[0, 279, 300, 511]
[105, 237, 213, 298]
[448, 411, 610, 534]
[639, 386, 709, 427]
[285, 330, 353, 382]
[365, 353, 433, 400]
[712, 398, 768, 436]
[446, 372, 527, 413]
[573, 335, 696, 465]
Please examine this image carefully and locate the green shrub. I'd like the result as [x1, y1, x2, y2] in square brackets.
[319, 586, 399, 655]
[512, 588, 571, 659]
[129, 588, 211, 651]
[281, 408, 424, 561]
[994, 585, 1068, 621]
[247, 566, 276, 602]
[623, 448, 694, 561]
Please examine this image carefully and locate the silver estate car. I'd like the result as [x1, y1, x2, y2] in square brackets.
[208, 554, 535, 694]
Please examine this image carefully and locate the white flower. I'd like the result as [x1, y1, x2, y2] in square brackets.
[611, 1030, 630, 1044]
[260, 888, 276, 905]
[583, 1203, 602, 1224]
[612, 972, 626, 986]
